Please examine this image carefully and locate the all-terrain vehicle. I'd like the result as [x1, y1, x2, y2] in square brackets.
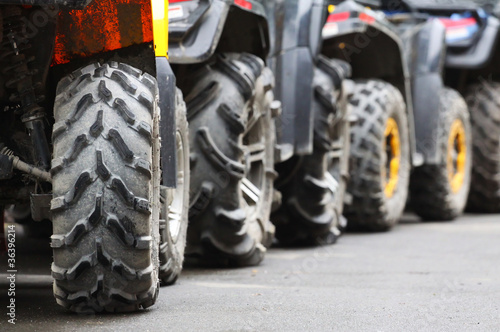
[322, 0, 473, 230]
[169, 0, 352, 256]
[0, 0, 190, 313]
[168, 0, 277, 266]
[406, 0, 500, 213]
[264, 0, 352, 246]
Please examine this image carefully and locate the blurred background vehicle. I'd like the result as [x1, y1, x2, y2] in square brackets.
[406, 0, 500, 213]
[168, 0, 353, 255]
[168, 0, 277, 266]
[323, 0, 473, 230]
[264, 0, 352, 246]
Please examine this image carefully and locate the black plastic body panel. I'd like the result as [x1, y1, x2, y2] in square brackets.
[168, 0, 270, 64]
[265, 0, 328, 156]
[405, 19, 447, 165]
[268, 47, 315, 156]
[156, 58, 178, 188]
[169, 0, 328, 157]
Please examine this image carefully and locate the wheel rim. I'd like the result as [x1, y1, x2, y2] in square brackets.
[447, 119, 467, 194]
[240, 112, 266, 219]
[168, 130, 185, 244]
[383, 117, 401, 198]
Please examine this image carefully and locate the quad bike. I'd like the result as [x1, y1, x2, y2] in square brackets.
[264, 0, 352, 246]
[169, 0, 352, 255]
[0, 0, 190, 313]
[168, 0, 277, 266]
[406, 0, 500, 213]
[322, 0, 472, 230]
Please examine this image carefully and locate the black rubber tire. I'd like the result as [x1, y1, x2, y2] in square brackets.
[159, 89, 190, 286]
[410, 88, 472, 221]
[184, 53, 275, 267]
[465, 82, 500, 212]
[272, 65, 350, 246]
[345, 80, 410, 232]
[50, 62, 160, 313]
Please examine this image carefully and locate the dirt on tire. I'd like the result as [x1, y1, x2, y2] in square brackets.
[345, 80, 410, 232]
[50, 62, 160, 313]
[183, 53, 276, 267]
[465, 82, 500, 213]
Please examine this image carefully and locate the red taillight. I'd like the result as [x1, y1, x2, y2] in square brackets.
[439, 17, 477, 28]
[359, 12, 375, 24]
[327, 12, 350, 23]
[234, 0, 252, 10]
[170, 0, 192, 3]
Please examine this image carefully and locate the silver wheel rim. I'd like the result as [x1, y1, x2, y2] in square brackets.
[168, 130, 185, 244]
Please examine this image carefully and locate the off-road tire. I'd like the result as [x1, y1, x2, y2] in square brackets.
[184, 53, 275, 267]
[465, 82, 500, 212]
[272, 65, 350, 246]
[50, 62, 160, 313]
[159, 89, 189, 285]
[345, 80, 410, 232]
[410, 88, 472, 221]
[410, 88, 471, 220]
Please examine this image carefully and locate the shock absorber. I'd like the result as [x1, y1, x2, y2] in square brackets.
[1, 6, 51, 171]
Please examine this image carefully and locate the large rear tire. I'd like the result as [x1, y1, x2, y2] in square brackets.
[345, 80, 410, 232]
[465, 82, 500, 213]
[51, 62, 160, 313]
[184, 53, 276, 267]
[410, 88, 471, 221]
[272, 59, 350, 245]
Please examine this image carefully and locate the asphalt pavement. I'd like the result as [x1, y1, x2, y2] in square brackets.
[1, 213, 500, 332]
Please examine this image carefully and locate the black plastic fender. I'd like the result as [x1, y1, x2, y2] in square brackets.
[446, 16, 500, 70]
[265, 0, 330, 158]
[410, 19, 447, 165]
[168, 0, 270, 64]
[268, 47, 315, 159]
[156, 57, 178, 188]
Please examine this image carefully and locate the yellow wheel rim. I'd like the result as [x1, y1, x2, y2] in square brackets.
[383, 117, 400, 198]
[447, 119, 467, 194]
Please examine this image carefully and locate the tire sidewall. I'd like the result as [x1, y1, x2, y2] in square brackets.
[382, 84, 411, 222]
[439, 88, 472, 213]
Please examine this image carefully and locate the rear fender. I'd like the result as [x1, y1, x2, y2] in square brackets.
[52, 0, 154, 65]
[168, 0, 270, 64]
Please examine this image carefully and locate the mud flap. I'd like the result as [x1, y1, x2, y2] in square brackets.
[156, 57, 178, 188]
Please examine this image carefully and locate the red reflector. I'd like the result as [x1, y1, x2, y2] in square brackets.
[327, 12, 350, 23]
[235, 0, 252, 10]
[359, 12, 375, 24]
[439, 17, 477, 28]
